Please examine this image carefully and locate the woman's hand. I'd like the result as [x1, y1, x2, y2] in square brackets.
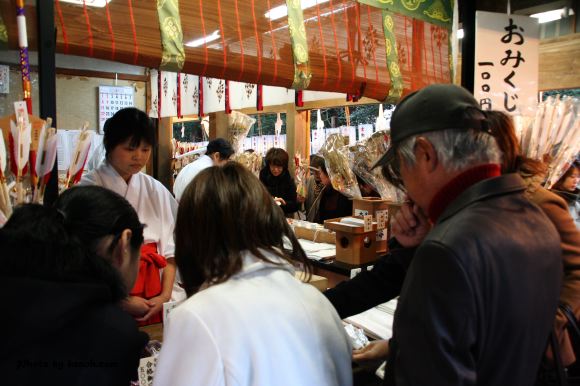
[136, 295, 169, 322]
[352, 339, 390, 363]
[122, 295, 151, 318]
[274, 197, 287, 206]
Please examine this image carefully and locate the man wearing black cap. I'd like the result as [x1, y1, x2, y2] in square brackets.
[173, 138, 234, 201]
[331, 84, 562, 385]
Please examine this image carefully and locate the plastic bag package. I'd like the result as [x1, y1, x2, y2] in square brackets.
[350, 130, 404, 202]
[294, 152, 308, 198]
[515, 95, 580, 188]
[320, 133, 361, 199]
[227, 111, 256, 155]
[233, 151, 263, 177]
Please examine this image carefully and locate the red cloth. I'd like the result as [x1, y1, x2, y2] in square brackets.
[428, 164, 501, 223]
[130, 243, 167, 325]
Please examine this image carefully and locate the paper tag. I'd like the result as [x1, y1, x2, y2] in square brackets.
[376, 210, 387, 230]
[14, 101, 29, 124]
[350, 267, 362, 279]
[363, 215, 373, 232]
[376, 229, 387, 241]
[163, 300, 181, 323]
[354, 208, 369, 216]
[138, 356, 157, 386]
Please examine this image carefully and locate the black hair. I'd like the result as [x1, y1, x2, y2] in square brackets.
[55, 186, 144, 255]
[103, 107, 156, 157]
[206, 138, 234, 160]
[309, 154, 325, 169]
[0, 197, 138, 301]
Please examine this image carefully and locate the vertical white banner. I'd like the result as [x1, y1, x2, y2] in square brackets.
[474, 11, 539, 114]
[149, 69, 159, 118]
[159, 71, 178, 118]
[180, 73, 199, 117]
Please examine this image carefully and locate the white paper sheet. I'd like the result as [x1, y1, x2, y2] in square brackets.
[345, 299, 398, 340]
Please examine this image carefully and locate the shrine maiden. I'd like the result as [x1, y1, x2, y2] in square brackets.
[80, 108, 184, 324]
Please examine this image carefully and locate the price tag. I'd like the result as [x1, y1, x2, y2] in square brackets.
[363, 214, 373, 232]
[376, 209, 387, 230]
[163, 300, 182, 323]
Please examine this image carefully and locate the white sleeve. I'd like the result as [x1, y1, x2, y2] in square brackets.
[157, 185, 177, 259]
[78, 169, 99, 186]
[172, 165, 192, 202]
[153, 307, 224, 386]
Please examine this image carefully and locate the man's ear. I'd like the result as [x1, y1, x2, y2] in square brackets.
[111, 229, 133, 269]
[415, 137, 438, 173]
[209, 152, 220, 163]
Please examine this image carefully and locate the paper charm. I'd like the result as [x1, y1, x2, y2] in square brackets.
[375, 104, 388, 132]
[65, 122, 93, 188]
[275, 112, 283, 136]
[0, 128, 12, 218]
[34, 118, 57, 203]
[316, 109, 324, 130]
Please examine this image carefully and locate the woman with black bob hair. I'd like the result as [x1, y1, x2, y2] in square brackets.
[153, 162, 352, 386]
[1, 186, 148, 386]
[80, 107, 182, 325]
[259, 147, 299, 216]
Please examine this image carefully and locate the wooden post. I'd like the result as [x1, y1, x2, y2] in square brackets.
[37, 0, 58, 205]
[156, 117, 173, 189]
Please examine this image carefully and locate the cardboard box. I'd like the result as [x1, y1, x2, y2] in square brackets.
[323, 217, 378, 265]
[293, 225, 336, 244]
[353, 198, 402, 253]
[295, 272, 329, 291]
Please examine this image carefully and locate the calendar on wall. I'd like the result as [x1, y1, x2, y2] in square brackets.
[98, 86, 134, 131]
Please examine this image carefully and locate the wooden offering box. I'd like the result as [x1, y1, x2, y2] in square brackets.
[324, 217, 377, 265]
[352, 198, 402, 253]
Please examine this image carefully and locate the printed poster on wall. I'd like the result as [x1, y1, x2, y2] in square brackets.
[474, 11, 539, 114]
[99, 86, 134, 130]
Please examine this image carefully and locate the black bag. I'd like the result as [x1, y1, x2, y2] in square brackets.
[538, 304, 580, 386]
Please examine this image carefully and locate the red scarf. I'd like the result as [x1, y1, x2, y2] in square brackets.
[130, 243, 166, 325]
[428, 164, 501, 223]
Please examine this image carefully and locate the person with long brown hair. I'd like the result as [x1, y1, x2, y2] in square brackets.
[259, 147, 299, 216]
[487, 110, 580, 372]
[153, 162, 352, 386]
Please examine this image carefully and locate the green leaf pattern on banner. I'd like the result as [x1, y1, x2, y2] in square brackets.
[382, 11, 403, 103]
[287, 0, 312, 89]
[357, 0, 452, 29]
[158, 0, 185, 71]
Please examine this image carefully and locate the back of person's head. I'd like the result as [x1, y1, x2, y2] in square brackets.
[103, 107, 155, 157]
[309, 154, 325, 170]
[175, 162, 310, 295]
[0, 204, 86, 279]
[264, 148, 289, 170]
[486, 110, 546, 176]
[206, 138, 234, 160]
[56, 186, 144, 258]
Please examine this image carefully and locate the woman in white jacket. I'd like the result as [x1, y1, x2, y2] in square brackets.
[154, 162, 352, 386]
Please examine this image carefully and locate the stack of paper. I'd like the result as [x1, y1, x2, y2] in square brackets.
[297, 239, 336, 261]
[344, 298, 398, 340]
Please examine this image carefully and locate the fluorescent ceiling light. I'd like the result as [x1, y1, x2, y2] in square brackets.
[265, 0, 330, 21]
[457, 28, 464, 39]
[59, 0, 112, 7]
[530, 8, 574, 24]
[186, 30, 221, 48]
